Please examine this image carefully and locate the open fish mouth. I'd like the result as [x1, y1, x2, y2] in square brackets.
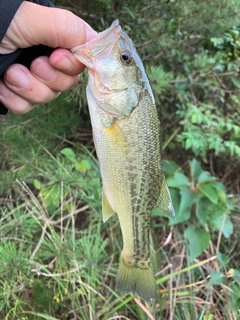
[71, 20, 122, 68]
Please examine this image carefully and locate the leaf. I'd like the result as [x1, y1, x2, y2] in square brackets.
[217, 252, 229, 268]
[40, 184, 60, 207]
[195, 197, 211, 226]
[208, 271, 226, 285]
[75, 160, 91, 173]
[167, 172, 190, 188]
[33, 179, 41, 190]
[185, 139, 192, 150]
[0, 301, 6, 312]
[208, 212, 233, 238]
[179, 187, 199, 213]
[60, 148, 76, 163]
[233, 269, 240, 285]
[229, 283, 240, 312]
[163, 160, 180, 175]
[189, 158, 202, 182]
[212, 182, 227, 204]
[184, 225, 210, 261]
[198, 171, 217, 183]
[198, 184, 218, 204]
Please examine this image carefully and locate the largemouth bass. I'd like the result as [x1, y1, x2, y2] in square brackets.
[71, 20, 175, 304]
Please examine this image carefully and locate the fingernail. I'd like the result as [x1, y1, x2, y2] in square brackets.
[6, 67, 29, 88]
[51, 54, 72, 71]
[32, 57, 56, 81]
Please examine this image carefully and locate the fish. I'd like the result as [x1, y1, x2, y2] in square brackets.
[71, 19, 175, 304]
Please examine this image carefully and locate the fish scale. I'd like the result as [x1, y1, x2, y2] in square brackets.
[71, 19, 175, 304]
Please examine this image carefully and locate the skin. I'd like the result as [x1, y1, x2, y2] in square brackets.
[0, 1, 97, 114]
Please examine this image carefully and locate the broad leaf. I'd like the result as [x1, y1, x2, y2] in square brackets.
[208, 271, 226, 285]
[217, 252, 229, 268]
[198, 170, 217, 183]
[195, 197, 211, 226]
[212, 182, 227, 204]
[229, 283, 240, 312]
[167, 172, 190, 188]
[33, 179, 41, 190]
[189, 158, 202, 182]
[61, 148, 76, 163]
[233, 269, 240, 285]
[163, 160, 180, 175]
[75, 159, 91, 173]
[169, 188, 190, 224]
[179, 187, 199, 213]
[198, 184, 218, 204]
[208, 212, 233, 238]
[184, 225, 210, 261]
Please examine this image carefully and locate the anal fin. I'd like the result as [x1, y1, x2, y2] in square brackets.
[102, 190, 115, 222]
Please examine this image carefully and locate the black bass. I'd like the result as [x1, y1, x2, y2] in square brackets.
[71, 20, 175, 304]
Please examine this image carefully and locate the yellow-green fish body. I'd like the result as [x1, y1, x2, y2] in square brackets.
[72, 20, 175, 304]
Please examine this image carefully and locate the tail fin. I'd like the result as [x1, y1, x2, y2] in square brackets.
[116, 255, 157, 304]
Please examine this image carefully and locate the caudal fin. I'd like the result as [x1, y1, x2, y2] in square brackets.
[116, 255, 157, 304]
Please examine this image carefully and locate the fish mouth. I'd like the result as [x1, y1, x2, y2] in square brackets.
[71, 19, 122, 68]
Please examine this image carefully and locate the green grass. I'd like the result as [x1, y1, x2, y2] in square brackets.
[0, 95, 239, 319]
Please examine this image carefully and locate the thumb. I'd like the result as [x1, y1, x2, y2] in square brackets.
[1, 2, 97, 53]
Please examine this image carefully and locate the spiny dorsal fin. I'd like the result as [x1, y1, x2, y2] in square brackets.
[102, 190, 116, 222]
[155, 177, 175, 219]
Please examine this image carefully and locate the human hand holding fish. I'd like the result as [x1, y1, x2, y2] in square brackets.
[0, 1, 97, 114]
[71, 20, 175, 304]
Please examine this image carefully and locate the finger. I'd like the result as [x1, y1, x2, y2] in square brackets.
[0, 80, 35, 114]
[4, 2, 98, 52]
[49, 48, 85, 76]
[4, 64, 60, 105]
[30, 56, 80, 92]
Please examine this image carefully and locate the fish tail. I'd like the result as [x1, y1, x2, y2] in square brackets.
[116, 254, 157, 304]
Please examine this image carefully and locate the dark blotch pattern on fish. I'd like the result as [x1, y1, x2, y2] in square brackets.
[126, 89, 163, 267]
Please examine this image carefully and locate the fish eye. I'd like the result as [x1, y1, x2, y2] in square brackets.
[120, 50, 133, 65]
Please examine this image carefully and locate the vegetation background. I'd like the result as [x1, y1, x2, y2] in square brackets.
[0, 0, 240, 319]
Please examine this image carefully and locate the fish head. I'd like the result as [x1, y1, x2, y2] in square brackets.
[72, 20, 154, 118]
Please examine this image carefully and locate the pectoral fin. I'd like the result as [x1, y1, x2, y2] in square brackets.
[103, 120, 129, 154]
[102, 190, 115, 222]
[155, 177, 175, 219]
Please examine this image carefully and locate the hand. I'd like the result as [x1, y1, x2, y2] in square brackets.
[0, 1, 97, 114]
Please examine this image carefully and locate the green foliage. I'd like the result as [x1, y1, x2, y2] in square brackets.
[154, 159, 233, 260]
[177, 102, 240, 161]
[211, 26, 240, 60]
[228, 269, 240, 311]
[33, 146, 101, 209]
[184, 226, 210, 261]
